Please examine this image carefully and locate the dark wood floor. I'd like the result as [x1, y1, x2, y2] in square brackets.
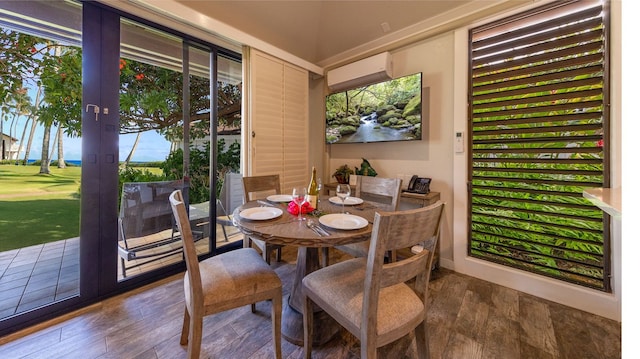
[0, 246, 620, 359]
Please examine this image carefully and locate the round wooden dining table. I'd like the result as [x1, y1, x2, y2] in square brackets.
[233, 195, 389, 346]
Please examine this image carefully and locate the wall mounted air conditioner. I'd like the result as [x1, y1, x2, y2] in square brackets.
[326, 52, 392, 92]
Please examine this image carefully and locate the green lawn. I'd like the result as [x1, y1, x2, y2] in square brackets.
[0, 165, 81, 196]
[0, 165, 82, 251]
[0, 164, 166, 251]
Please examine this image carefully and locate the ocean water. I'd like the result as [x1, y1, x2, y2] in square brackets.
[26, 159, 81, 166]
[24, 160, 156, 166]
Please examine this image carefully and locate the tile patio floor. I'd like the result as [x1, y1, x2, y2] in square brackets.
[0, 238, 79, 319]
[0, 227, 242, 320]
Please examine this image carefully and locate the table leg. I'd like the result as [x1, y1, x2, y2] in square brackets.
[281, 246, 340, 346]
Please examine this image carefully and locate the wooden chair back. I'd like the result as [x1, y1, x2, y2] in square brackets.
[242, 174, 281, 202]
[355, 175, 403, 210]
[241, 174, 284, 264]
[169, 190, 203, 313]
[170, 189, 283, 358]
[363, 201, 445, 342]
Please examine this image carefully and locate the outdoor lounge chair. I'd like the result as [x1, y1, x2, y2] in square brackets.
[117, 180, 203, 277]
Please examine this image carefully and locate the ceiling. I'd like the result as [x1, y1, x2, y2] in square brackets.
[175, 0, 477, 66]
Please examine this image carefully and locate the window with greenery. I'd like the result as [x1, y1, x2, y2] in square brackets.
[468, 0, 610, 291]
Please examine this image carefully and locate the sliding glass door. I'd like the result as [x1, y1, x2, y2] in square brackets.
[116, 19, 192, 280]
[1, 0, 243, 335]
[114, 19, 244, 281]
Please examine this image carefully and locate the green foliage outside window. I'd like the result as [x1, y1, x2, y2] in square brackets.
[158, 139, 240, 204]
[116, 138, 240, 206]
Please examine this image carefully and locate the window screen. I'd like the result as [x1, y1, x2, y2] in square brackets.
[468, 0, 610, 291]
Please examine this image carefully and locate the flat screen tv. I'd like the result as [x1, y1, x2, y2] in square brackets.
[325, 72, 422, 144]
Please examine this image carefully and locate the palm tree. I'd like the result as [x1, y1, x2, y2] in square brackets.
[38, 43, 80, 173]
[39, 122, 52, 174]
[56, 126, 65, 168]
[123, 132, 142, 168]
[4, 90, 30, 161]
[19, 86, 42, 165]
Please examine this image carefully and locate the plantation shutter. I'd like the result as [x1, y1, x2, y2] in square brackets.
[468, 0, 610, 291]
[250, 51, 285, 178]
[248, 49, 309, 192]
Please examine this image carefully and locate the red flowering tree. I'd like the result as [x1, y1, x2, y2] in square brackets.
[0, 28, 41, 107]
[2, 26, 241, 171]
[1, 28, 41, 157]
[118, 57, 241, 142]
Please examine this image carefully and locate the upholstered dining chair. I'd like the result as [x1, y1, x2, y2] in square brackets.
[302, 201, 445, 359]
[242, 174, 285, 264]
[332, 175, 403, 261]
[169, 190, 283, 359]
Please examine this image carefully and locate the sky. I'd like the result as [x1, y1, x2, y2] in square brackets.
[3, 81, 172, 163]
[5, 115, 172, 162]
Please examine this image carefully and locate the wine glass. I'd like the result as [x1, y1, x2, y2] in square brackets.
[335, 184, 351, 214]
[316, 177, 323, 205]
[292, 187, 307, 221]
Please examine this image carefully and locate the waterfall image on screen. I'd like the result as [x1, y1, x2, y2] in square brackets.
[325, 72, 422, 144]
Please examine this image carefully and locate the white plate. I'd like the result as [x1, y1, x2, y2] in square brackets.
[319, 214, 368, 230]
[328, 196, 364, 206]
[266, 194, 293, 202]
[239, 207, 283, 220]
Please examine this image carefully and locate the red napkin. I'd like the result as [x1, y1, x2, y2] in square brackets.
[287, 201, 314, 215]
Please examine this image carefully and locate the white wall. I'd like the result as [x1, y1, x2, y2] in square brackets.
[326, 32, 456, 264]
[309, 76, 326, 179]
[324, 2, 623, 322]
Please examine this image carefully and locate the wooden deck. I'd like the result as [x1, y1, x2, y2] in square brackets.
[0, 226, 242, 320]
[0, 238, 79, 319]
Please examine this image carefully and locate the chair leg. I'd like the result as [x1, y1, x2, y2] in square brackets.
[120, 258, 127, 278]
[360, 329, 375, 359]
[415, 320, 431, 359]
[221, 224, 229, 242]
[303, 295, 313, 359]
[272, 292, 283, 359]
[180, 307, 190, 345]
[263, 247, 271, 265]
[275, 246, 282, 262]
[362, 342, 377, 359]
[187, 314, 203, 359]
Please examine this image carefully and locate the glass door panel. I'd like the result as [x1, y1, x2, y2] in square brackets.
[117, 19, 185, 280]
[214, 54, 243, 250]
[0, 0, 82, 320]
[186, 45, 213, 255]
[1, 0, 243, 335]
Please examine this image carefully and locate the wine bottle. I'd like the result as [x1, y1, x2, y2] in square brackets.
[307, 166, 318, 209]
